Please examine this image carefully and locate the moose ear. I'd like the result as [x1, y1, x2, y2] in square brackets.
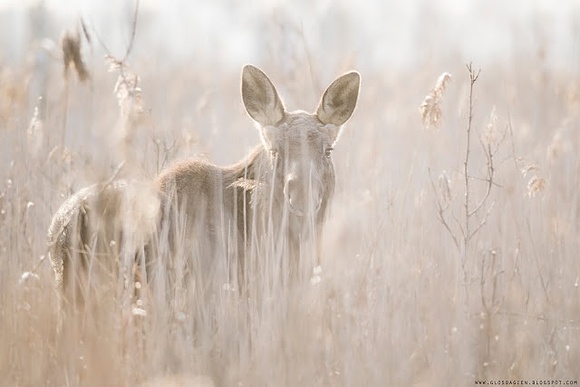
[316, 71, 360, 126]
[241, 65, 285, 126]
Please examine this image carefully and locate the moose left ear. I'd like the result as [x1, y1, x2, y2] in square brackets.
[316, 71, 361, 127]
[241, 65, 286, 126]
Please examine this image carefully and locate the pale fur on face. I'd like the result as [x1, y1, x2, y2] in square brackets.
[259, 114, 337, 216]
[243, 65, 360, 216]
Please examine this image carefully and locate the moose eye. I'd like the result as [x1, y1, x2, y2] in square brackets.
[324, 147, 333, 158]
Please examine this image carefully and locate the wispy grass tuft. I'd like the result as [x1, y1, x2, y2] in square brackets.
[420, 72, 452, 129]
[26, 97, 44, 157]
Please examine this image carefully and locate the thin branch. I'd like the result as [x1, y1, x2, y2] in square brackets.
[463, 63, 481, 250]
[480, 255, 489, 311]
[452, 211, 466, 241]
[463, 63, 481, 252]
[122, 0, 141, 62]
[428, 168, 460, 249]
[89, 20, 113, 57]
[525, 219, 551, 302]
[506, 113, 520, 175]
[469, 140, 494, 218]
[468, 200, 495, 241]
[470, 175, 502, 188]
[87, 0, 140, 63]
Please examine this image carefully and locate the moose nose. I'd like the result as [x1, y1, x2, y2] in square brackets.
[284, 176, 322, 216]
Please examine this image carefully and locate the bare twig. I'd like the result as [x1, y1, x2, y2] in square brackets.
[468, 200, 496, 241]
[87, 0, 140, 65]
[525, 219, 550, 302]
[468, 140, 494, 219]
[463, 63, 481, 251]
[122, 0, 140, 62]
[428, 168, 459, 249]
[506, 113, 520, 175]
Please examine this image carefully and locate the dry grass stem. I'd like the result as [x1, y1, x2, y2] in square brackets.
[26, 98, 44, 156]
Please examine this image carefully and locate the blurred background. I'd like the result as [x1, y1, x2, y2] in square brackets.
[1, 0, 578, 172]
[0, 0, 579, 73]
[1, 1, 580, 385]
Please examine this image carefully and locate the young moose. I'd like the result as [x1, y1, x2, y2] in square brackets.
[48, 65, 360, 300]
[154, 65, 360, 292]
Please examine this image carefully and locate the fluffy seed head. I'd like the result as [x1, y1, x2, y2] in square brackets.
[420, 72, 451, 129]
[62, 29, 90, 82]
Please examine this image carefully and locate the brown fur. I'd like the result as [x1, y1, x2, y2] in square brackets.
[47, 180, 159, 304]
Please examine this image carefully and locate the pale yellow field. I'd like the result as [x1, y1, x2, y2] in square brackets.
[0, 2, 579, 386]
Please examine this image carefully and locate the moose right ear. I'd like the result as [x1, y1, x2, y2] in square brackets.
[241, 65, 286, 126]
[316, 71, 360, 127]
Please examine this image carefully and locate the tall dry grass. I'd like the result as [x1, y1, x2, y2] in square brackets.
[1, 11, 579, 387]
